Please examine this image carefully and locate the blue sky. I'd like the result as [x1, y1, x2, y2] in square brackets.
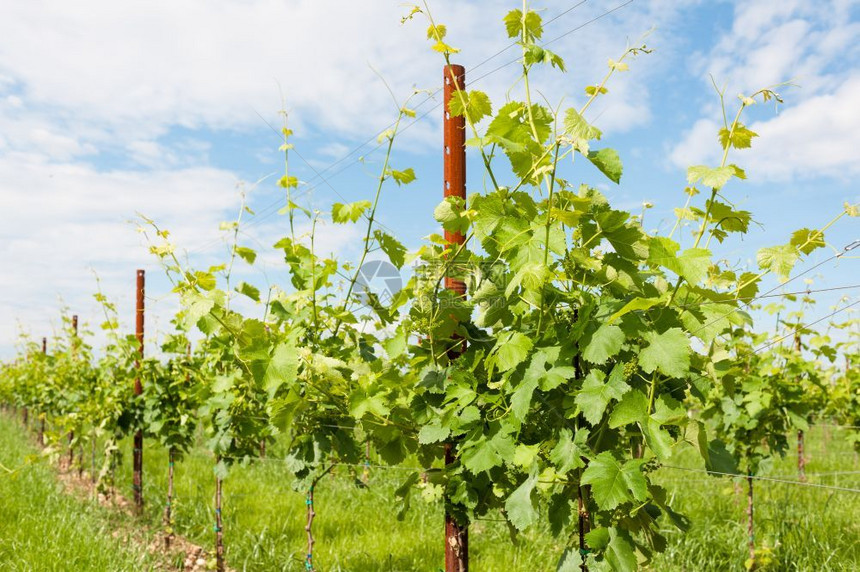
[0, 0, 858, 357]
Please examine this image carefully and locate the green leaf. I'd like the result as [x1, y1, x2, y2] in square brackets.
[582, 323, 625, 365]
[236, 281, 260, 302]
[790, 228, 825, 255]
[487, 101, 553, 181]
[182, 292, 215, 329]
[494, 332, 533, 372]
[383, 329, 407, 359]
[582, 451, 648, 510]
[639, 328, 691, 378]
[604, 528, 638, 572]
[349, 389, 390, 419]
[563, 108, 602, 152]
[277, 175, 299, 189]
[374, 230, 407, 269]
[214, 459, 229, 480]
[235, 246, 257, 264]
[390, 167, 416, 186]
[505, 472, 539, 531]
[194, 271, 216, 291]
[448, 90, 493, 124]
[523, 45, 566, 71]
[586, 148, 623, 184]
[263, 341, 298, 397]
[648, 237, 711, 285]
[608, 390, 648, 428]
[581, 452, 648, 510]
[550, 428, 588, 473]
[431, 40, 460, 54]
[575, 367, 630, 425]
[719, 123, 758, 149]
[511, 376, 538, 422]
[642, 417, 674, 460]
[757, 244, 800, 282]
[687, 165, 735, 189]
[332, 200, 371, 224]
[418, 423, 450, 444]
[426, 23, 446, 40]
[706, 439, 739, 474]
[461, 428, 515, 474]
[433, 196, 469, 235]
[503, 9, 542, 41]
[607, 297, 664, 324]
[556, 548, 583, 572]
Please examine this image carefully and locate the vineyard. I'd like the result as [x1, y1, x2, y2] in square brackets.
[1, 3, 859, 572]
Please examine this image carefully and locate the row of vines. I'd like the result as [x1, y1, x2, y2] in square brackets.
[2, 3, 859, 571]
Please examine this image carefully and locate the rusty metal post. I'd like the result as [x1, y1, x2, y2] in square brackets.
[443, 63, 468, 572]
[133, 270, 145, 510]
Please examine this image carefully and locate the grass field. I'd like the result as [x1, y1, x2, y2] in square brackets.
[0, 414, 160, 571]
[2, 413, 859, 571]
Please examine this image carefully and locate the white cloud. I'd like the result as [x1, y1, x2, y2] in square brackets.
[0, 153, 241, 355]
[0, 0, 697, 152]
[0, 0, 710, 357]
[673, 0, 860, 180]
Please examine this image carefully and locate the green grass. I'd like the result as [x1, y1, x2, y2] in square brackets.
[4, 415, 860, 571]
[114, 439, 563, 571]
[650, 425, 860, 571]
[0, 414, 161, 571]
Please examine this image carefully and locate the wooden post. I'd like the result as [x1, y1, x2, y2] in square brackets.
[443, 63, 468, 572]
[133, 270, 145, 510]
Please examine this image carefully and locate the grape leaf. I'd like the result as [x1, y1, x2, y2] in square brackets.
[586, 148, 623, 184]
[494, 331, 534, 372]
[390, 167, 416, 186]
[448, 90, 493, 124]
[581, 452, 648, 510]
[263, 341, 298, 397]
[687, 165, 735, 189]
[718, 123, 758, 149]
[332, 200, 371, 224]
[757, 244, 799, 282]
[639, 328, 691, 378]
[582, 323, 625, 365]
[505, 471, 539, 531]
[550, 428, 588, 473]
[575, 367, 630, 425]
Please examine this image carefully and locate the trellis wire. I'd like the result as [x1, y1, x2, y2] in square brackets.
[660, 465, 860, 494]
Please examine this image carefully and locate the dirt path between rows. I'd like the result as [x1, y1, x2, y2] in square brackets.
[54, 456, 231, 572]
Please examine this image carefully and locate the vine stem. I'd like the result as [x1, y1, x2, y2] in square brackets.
[423, 2, 500, 192]
[332, 110, 406, 336]
[215, 463, 224, 572]
[795, 331, 807, 483]
[164, 449, 175, 550]
[305, 465, 334, 572]
[665, 103, 745, 309]
[281, 109, 297, 246]
[746, 472, 755, 564]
